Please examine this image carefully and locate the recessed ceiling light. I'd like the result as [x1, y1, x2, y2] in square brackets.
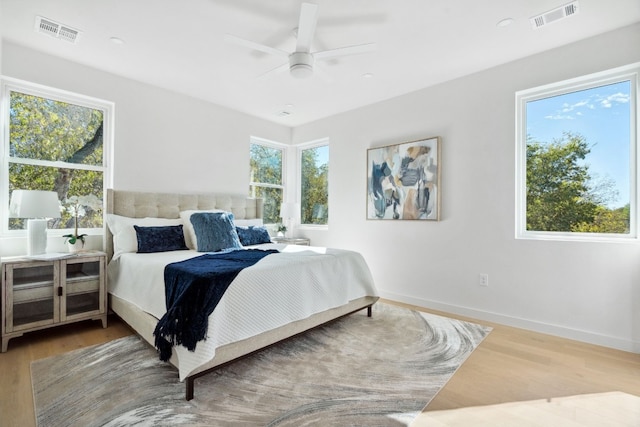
[362, 73, 374, 79]
[497, 18, 514, 27]
[109, 37, 125, 45]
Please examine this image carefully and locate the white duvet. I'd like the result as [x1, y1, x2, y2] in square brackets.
[108, 243, 378, 380]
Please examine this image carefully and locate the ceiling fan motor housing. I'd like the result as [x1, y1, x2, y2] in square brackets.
[289, 52, 314, 78]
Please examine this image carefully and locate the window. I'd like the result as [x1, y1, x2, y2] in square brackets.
[249, 137, 285, 224]
[1, 78, 113, 235]
[516, 64, 638, 241]
[299, 139, 329, 226]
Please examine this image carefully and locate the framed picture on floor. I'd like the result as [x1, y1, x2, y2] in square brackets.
[367, 136, 441, 220]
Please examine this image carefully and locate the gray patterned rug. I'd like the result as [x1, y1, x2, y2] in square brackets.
[31, 303, 491, 426]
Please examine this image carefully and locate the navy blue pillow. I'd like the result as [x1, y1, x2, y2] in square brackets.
[134, 225, 189, 253]
[236, 226, 272, 246]
[190, 212, 242, 252]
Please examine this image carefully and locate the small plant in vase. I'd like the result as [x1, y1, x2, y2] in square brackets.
[63, 194, 101, 252]
[276, 223, 287, 237]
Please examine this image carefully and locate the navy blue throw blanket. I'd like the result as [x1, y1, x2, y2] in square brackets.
[153, 249, 278, 361]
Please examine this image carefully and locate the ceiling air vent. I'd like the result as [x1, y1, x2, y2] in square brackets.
[34, 16, 81, 43]
[530, 1, 579, 29]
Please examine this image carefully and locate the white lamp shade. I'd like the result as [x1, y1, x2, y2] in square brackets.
[279, 202, 298, 219]
[9, 190, 61, 256]
[9, 190, 61, 219]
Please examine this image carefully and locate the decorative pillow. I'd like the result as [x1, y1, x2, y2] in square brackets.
[133, 225, 189, 253]
[190, 212, 242, 252]
[234, 218, 264, 227]
[179, 209, 224, 250]
[105, 214, 184, 258]
[236, 226, 272, 246]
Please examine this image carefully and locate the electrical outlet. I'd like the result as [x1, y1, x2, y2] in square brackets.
[479, 273, 489, 287]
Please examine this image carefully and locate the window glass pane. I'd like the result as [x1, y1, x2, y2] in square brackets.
[8, 164, 103, 230]
[252, 186, 283, 224]
[301, 145, 329, 225]
[525, 80, 631, 234]
[10, 91, 104, 166]
[250, 143, 282, 185]
[3, 82, 110, 236]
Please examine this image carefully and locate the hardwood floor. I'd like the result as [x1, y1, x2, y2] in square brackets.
[1, 300, 639, 426]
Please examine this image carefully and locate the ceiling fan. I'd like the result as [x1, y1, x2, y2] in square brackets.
[224, 2, 376, 80]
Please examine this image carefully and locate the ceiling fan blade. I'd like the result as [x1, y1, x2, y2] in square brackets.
[224, 34, 289, 57]
[295, 3, 318, 53]
[256, 62, 290, 81]
[314, 43, 377, 60]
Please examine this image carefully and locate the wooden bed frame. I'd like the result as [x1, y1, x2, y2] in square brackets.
[105, 189, 378, 400]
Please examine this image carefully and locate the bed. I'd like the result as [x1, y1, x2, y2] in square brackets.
[105, 189, 379, 400]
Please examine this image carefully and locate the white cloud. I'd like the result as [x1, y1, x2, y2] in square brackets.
[545, 114, 574, 120]
[600, 92, 629, 108]
[561, 100, 592, 113]
[545, 91, 628, 119]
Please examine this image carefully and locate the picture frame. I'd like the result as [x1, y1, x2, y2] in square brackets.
[367, 136, 441, 220]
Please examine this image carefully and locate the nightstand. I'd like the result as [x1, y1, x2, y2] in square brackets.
[271, 237, 311, 246]
[1, 251, 107, 352]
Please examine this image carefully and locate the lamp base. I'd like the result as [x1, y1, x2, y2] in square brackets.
[27, 219, 48, 256]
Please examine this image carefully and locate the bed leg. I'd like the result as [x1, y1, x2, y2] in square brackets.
[186, 377, 194, 401]
[367, 305, 372, 317]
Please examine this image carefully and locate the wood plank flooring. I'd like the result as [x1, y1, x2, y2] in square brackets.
[1, 300, 639, 426]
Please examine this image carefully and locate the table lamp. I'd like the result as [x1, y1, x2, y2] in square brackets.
[9, 190, 61, 256]
[279, 202, 299, 237]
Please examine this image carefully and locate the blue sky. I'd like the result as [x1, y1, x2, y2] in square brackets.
[314, 144, 329, 167]
[526, 80, 632, 209]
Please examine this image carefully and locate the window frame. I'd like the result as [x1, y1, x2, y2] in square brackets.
[515, 63, 639, 242]
[297, 137, 329, 229]
[249, 136, 287, 225]
[0, 76, 114, 238]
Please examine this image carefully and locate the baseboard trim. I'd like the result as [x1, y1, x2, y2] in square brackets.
[379, 290, 640, 354]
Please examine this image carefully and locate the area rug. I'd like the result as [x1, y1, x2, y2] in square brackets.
[32, 303, 491, 426]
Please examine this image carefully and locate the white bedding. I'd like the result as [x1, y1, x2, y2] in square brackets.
[108, 243, 378, 380]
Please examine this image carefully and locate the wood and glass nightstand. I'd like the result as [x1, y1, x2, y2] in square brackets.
[1, 251, 107, 352]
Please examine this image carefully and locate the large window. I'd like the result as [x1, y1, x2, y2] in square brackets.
[516, 64, 638, 241]
[1, 78, 113, 235]
[299, 140, 329, 226]
[249, 137, 285, 224]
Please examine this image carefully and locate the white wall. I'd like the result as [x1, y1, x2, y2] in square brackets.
[1, 41, 290, 255]
[293, 23, 640, 353]
[2, 42, 291, 194]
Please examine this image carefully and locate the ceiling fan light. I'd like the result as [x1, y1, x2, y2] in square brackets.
[290, 63, 313, 78]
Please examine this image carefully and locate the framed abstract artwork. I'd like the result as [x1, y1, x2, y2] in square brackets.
[367, 136, 441, 220]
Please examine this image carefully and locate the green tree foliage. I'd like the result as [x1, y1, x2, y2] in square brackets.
[300, 147, 328, 225]
[571, 204, 630, 233]
[249, 144, 283, 223]
[9, 92, 104, 230]
[526, 132, 629, 234]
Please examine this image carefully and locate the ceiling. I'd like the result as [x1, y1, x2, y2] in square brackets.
[2, 0, 639, 127]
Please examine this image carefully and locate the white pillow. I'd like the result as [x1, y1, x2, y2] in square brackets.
[106, 214, 184, 258]
[179, 209, 224, 250]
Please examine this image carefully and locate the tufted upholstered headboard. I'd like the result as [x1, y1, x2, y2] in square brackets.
[105, 189, 264, 260]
